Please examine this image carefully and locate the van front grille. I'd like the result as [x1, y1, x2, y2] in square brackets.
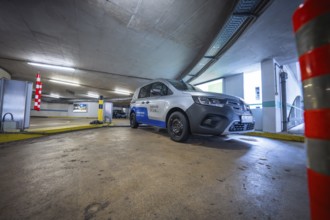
[229, 122, 254, 132]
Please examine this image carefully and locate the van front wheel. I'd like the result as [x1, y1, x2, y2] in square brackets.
[167, 111, 189, 142]
[130, 112, 139, 128]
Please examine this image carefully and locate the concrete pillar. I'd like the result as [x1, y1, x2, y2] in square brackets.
[98, 96, 104, 122]
[261, 59, 281, 133]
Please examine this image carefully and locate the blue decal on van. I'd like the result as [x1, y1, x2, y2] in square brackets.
[131, 107, 166, 128]
[135, 107, 148, 123]
[148, 119, 166, 128]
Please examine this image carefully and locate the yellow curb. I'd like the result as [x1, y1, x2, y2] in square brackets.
[245, 132, 305, 142]
[0, 123, 114, 144]
[0, 134, 45, 144]
[30, 125, 102, 134]
[32, 116, 98, 119]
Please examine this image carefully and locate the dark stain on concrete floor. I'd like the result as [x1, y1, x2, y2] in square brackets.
[84, 201, 110, 220]
[0, 127, 309, 219]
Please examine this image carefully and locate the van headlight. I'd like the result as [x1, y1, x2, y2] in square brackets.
[192, 96, 226, 107]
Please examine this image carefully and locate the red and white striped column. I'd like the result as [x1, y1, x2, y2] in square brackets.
[34, 74, 42, 111]
[293, 0, 330, 219]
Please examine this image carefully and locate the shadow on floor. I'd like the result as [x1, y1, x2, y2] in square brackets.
[139, 127, 253, 151]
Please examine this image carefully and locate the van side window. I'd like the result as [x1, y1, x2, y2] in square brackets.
[138, 84, 151, 98]
[150, 82, 173, 97]
[165, 85, 173, 95]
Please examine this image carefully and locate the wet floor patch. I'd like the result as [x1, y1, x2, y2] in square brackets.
[84, 201, 110, 220]
[239, 137, 258, 142]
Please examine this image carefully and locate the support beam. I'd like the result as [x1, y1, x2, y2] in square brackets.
[261, 59, 281, 133]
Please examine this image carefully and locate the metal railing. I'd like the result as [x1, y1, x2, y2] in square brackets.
[287, 96, 304, 129]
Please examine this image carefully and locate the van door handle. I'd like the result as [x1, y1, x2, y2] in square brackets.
[146, 101, 150, 104]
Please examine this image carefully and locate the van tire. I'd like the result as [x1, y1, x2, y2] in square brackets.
[167, 111, 189, 142]
[130, 112, 139, 128]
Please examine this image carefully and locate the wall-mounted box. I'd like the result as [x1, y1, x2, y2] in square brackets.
[0, 79, 33, 132]
[103, 102, 113, 123]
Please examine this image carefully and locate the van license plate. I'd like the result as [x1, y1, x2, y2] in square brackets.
[241, 115, 253, 123]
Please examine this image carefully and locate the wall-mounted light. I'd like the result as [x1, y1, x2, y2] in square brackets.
[49, 79, 80, 86]
[28, 62, 75, 71]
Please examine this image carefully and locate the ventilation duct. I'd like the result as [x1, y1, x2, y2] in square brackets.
[179, 0, 273, 83]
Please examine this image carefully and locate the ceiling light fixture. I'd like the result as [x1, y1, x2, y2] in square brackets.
[43, 93, 61, 98]
[109, 97, 133, 101]
[113, 89, 131, 95]
[28, 62, 75, 71]
[86, 92, 99, 98]
[49, 79, 80, 86]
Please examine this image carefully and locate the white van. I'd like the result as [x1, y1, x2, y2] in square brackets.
[130, 79, 254, 142]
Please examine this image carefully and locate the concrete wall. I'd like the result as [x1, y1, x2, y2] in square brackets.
[243, 70, 262, 107]
[31, 102, 98, 118]
[68, 102, 98, 117]
[223, 73, 244, 98]
[196, 79, 223, 93]
[251, 108, 263, 131]
[31, 103, 69, 117]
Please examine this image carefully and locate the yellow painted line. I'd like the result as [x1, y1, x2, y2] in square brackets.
[42, 125, 105, 134]
[32, 116, 98, 119]
[0, 123, 114, 144]
[245, 132, 305, 142]
[0, 133, 45, 144]
[30, 124, 113, 134]
[29, 125, 98, 133]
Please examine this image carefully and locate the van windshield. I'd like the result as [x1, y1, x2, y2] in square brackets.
[167, 80, 201, 92]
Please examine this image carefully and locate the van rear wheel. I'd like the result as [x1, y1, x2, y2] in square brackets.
[167, 111, 189, 142]
[130, 112, 139, 128]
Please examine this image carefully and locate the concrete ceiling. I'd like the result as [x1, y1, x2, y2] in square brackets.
[189, 0, 303, 85]
[0, 0, 237, 101]
[0, 0, 303, 103]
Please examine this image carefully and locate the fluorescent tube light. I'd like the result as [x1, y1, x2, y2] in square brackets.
[86, 92, 99, 98]
[43, 93, 61, 98]
[110, 97, 133, 101]
[114, 89, 131, 95]
[28, 62, 75, 71]
[49, 79, 80, 86]
[50, 93, 60, 98]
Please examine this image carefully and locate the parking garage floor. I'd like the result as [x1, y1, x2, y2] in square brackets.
[0, 127, 309, 219]
[28, 117, 96, 130]
[28, 117, 130, 131]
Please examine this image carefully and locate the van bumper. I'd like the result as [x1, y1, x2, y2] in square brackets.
[185, 103, 255, 135]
